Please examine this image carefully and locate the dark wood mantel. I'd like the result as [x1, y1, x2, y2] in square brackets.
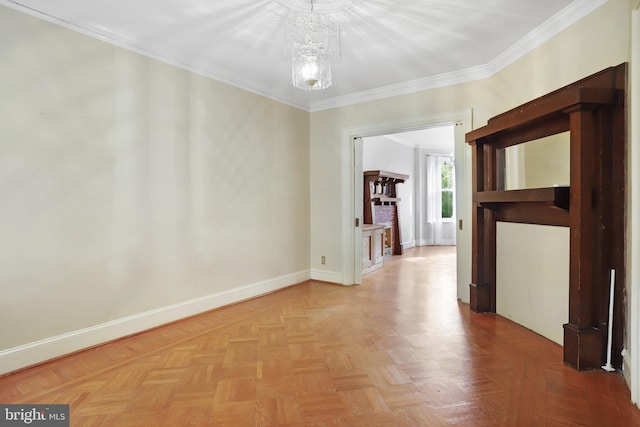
[466, 64, 627, 370]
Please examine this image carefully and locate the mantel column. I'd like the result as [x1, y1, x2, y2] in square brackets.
[469, 141, 496, 312]
[563, 105, 603, 370]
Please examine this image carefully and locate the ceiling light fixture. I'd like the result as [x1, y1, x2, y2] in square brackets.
[286, 0, 340, 90]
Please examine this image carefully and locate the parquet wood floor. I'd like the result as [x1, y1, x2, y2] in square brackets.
[1, 246, 639, 426]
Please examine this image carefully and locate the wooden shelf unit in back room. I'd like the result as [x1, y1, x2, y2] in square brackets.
[465, 64, 627, 370]
[363, 170, 409, 257]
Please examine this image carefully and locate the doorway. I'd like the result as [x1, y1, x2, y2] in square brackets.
[362, 126, 456, 251]
[342, 109, 472, 303]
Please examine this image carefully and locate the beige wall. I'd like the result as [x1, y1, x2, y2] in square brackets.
[0, 6, 310, 353]
[522, 133, 570, 189]
[310, 0, 632, 344]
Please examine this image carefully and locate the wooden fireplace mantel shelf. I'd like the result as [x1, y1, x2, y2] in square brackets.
[466, 64, 627, 371]
[474, 187, 570, 226]
[474, 187, 569, 208]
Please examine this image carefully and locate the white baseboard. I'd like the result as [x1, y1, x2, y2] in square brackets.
[402, 240, 416, 250]
[623, 348, 633, 394]
[0, 270, 310, 375]
[310, 269, 343, 285]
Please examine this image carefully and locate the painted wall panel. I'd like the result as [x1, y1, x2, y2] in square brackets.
[0, 5, 310, 352]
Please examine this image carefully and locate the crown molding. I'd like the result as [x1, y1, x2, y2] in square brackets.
[487, 0, 608, 75]
[0, 0, 310, 112]
[309, 65, 492, 112]
[311, 0, 608, 112]
[2, 0, 609, 113]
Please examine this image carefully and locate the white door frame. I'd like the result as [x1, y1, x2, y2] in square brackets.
[627, 2, 640, 406]
[341, 109, 473, 303]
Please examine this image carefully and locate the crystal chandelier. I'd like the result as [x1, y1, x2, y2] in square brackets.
[287, 0, 340, 90]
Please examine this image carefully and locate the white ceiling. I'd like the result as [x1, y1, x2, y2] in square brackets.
[3, 0, 603, 111]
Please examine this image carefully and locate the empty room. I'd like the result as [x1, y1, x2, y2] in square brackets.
[1, 0, 640, 425]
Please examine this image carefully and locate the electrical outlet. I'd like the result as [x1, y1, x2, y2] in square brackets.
[321, 256, 326, 265]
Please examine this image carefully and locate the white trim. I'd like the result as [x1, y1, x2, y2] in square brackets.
[624, 349, 633, 398]
[310, 269, 343, 284]
[454, 112, 473, 303]
[488, 0, 608, 75]
[0, 0, 310, 112]
[311, 66, 491, 112]
[311, 0, 608, 112]
[628, 4, 640, 407]
[352, 137, 364, 286]
[403, 240, 416, 250]
[414, 146, 424, 246]
[0, 0, 607, 113]
[0, 270, 310, 375]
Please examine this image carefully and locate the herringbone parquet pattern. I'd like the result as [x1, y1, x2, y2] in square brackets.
[1, 246, 638, 426]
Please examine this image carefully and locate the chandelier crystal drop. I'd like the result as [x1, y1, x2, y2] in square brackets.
[286, 1, 340, 90]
